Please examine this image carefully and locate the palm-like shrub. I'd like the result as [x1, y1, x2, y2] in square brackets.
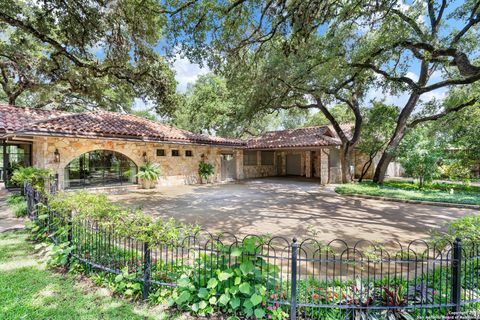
[198, 161, 214, 183]
[137, 162, 161, 188]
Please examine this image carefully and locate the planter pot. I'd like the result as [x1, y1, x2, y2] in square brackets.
[139, 179, 151, 189]
[200, 176, 208, 184]
[149, 180, 157, 189]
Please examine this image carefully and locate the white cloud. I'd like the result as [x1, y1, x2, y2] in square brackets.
[406, 71, 418, 82]
[172, 57, 209, 92]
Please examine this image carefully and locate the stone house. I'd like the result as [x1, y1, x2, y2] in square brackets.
[0, 105, 397, 190]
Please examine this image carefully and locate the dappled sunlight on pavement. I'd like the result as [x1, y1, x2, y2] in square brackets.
[109, 177, 476, 246]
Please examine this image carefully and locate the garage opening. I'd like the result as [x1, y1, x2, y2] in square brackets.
[286, 154, 301, 176]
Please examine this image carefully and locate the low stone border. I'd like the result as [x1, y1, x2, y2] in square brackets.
[338, 193, 480, 210]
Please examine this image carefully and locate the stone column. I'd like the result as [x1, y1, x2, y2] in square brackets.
[305, 151, 311, 178]
[235, 149, 243, 180]
[320, 149, 329, 185]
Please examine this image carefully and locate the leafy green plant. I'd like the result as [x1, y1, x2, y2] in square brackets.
[137, 162, 161, 181]
[198, 161, 214, 182]
[171, 237, 286, 319]
[10, 166, 54, 192]
[114, 267, 143, 300]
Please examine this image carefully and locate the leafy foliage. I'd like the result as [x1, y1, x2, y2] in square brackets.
[10, 166, 54, 192]
[356, 103, 399, 181]
[335, 180, 480, 206]
[397, 126, 443, 187]
[137, 162, 161, 181]
[170, 238, 288, 319]
[0, 0, 177, 111]
[198, 161, 214, 181]
[47, 191, 200, 245]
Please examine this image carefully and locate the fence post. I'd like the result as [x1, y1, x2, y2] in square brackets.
[143, 242, 151, 300]
[290, 238, 298, 320]
[66, 215, 73, 268]
[452, 237, 462, 319]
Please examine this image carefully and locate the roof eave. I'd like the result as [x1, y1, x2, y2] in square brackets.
[15, 129, 245, 148]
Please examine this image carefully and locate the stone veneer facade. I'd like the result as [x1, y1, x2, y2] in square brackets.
[31, 136, 243, 189]
[30, 135, 344, 190]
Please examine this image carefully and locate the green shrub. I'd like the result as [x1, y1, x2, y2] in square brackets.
[198, 161, 214, 181]
[10, 166, 54, 192]
[431, 214, 480, 248]
[47, 191, 200, 245]
[170, 237, 288, 319]
[137, 162, 161, 181]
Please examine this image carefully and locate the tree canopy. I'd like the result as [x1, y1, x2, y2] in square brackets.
[165, 0, 480, 182]
[167, 73, 312, 138]
[0, 0, 177, 112]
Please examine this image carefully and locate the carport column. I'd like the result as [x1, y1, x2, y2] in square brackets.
[320, 149, 330, 185]
[235, 149, 243, 180]
[305, 151, 311, 178]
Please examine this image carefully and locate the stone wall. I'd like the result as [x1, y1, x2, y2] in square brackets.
[242, 151, 276, 179]
[32, 136, 241, 189]
[353, 151, 375, 180]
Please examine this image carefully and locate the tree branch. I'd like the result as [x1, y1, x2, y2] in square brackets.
[408, 98, 479, 127]
[351, 63, 418, 89]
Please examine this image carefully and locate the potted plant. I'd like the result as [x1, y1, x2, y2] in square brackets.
[198, 161, 214, 184]
[137, 162, 161, 189]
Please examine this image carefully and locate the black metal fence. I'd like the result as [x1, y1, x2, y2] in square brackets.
[24, 183, 480, 319]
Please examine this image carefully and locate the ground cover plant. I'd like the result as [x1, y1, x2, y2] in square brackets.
[335, 180, 480, 205]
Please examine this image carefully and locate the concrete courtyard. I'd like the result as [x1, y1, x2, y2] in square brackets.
[109, 178, 476, 245]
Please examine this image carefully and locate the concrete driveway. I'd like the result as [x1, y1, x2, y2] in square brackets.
[109, 178, 477, 245]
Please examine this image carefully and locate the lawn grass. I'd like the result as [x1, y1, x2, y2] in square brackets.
[335, 180, 480, 205]
[0, 230, 179, 320]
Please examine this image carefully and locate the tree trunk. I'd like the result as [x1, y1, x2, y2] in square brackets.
[358, 153, 375, 183]
[373, 94, 421, 184]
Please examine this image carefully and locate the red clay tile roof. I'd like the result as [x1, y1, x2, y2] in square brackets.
[0, 105, 243, 146]
[0, 105, 71, 134]
[246, 126, 342, 149]
[0, 105, 351, 149]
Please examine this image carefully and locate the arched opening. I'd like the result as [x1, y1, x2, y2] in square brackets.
[64, 150, 137, 188]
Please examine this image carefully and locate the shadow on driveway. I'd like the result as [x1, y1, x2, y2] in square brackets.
[109, 177, 476, 245]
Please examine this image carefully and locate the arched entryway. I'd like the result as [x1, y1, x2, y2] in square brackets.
[64, 150, 137, 188]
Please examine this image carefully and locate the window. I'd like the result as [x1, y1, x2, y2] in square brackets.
[185, 150, 193, 157]
[64, 150, 137, 189]
[261, 151, 274, 165]
[243, 151, 257, 166]
[156, 149, 165, 157]
[172, 150, 180, 157]
[2, 143, 32, 187]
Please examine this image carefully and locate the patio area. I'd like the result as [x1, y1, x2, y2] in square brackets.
[109, 177, 476, 244]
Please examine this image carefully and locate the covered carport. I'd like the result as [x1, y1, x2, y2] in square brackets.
[241, 126, 345, 184]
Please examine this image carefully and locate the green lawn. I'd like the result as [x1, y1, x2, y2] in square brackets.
[335, 180, 480, 205]
[0, 231, 177, 320]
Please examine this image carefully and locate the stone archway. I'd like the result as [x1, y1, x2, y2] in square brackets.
[63, 149, 138, 189]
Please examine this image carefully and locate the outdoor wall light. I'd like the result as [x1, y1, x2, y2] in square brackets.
[143, 151, 148, 162]
[54, 149, 60, 163]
